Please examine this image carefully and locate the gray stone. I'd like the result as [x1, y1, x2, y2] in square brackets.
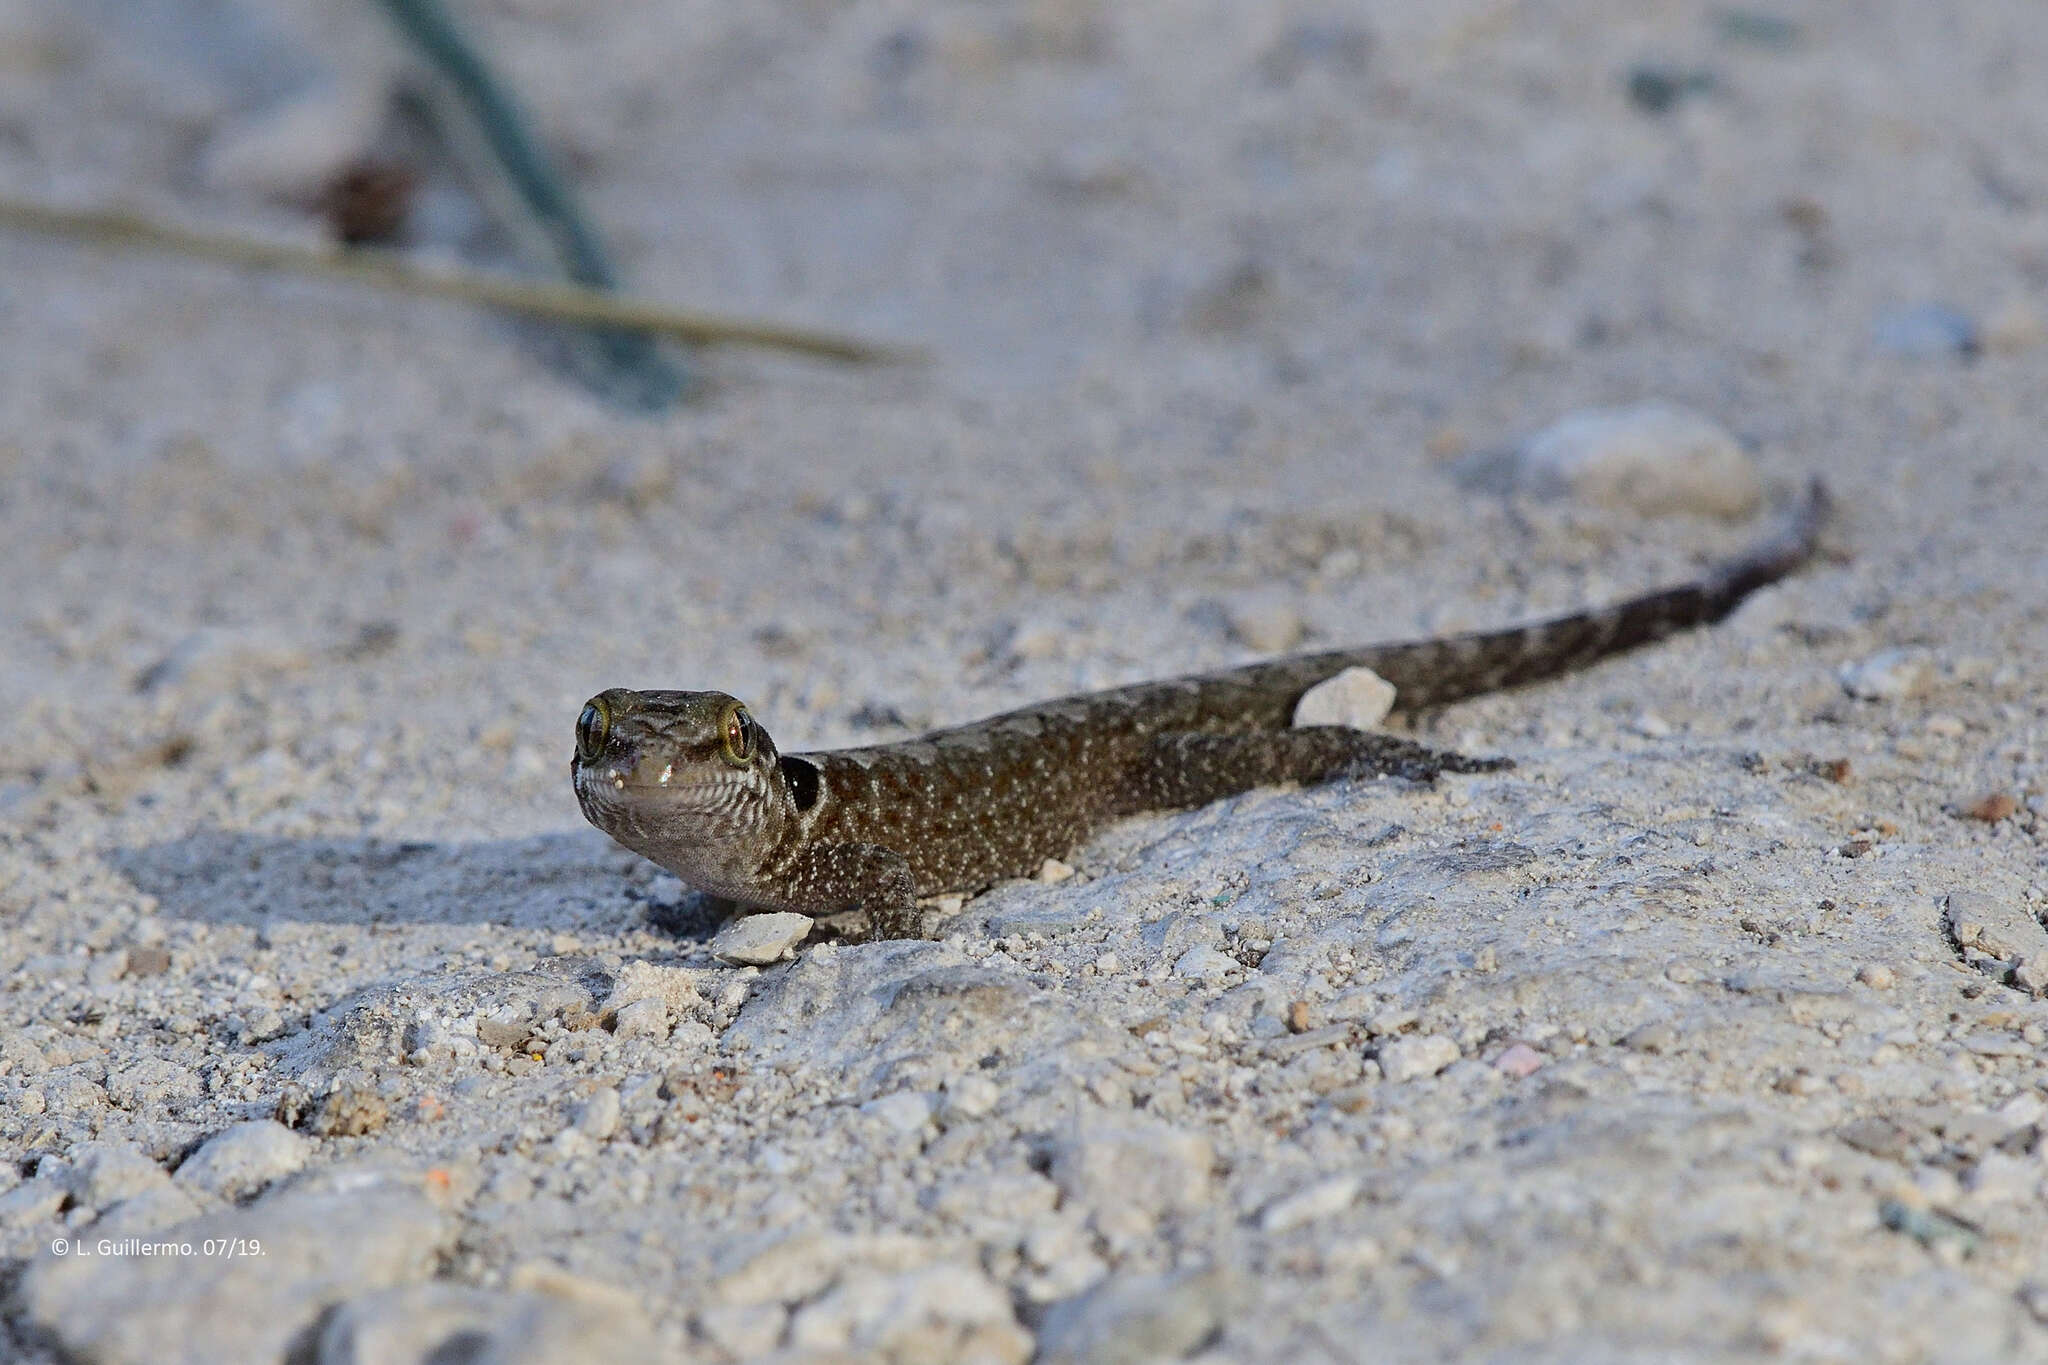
[937, 1073, 1001, 1125]
[710, 1230, 936, 1308]
[0, 1177, 67, 1230]
[1259, 1174, 1361, 1233]
[1379, 1033, 1460, 1082]
[317, 1281, 662, 1365]
[860, 1090, 935, 1135]
[1173, 945, 1239, 981]
[1036, 1268, 1240, 1365]
[786, 1262, 1032, 1363]
[15, 1177, 452, 1365]
[695, 1301, 787, 1358]
[573, 1087, 622, 1142]
[723, 945, 1052, 1078]
[599, 959, 712, 1019]
[102, 1058, 203, 1110]
[175, 1121, 311, 1200]
[54, 1140, 171, 1212]
[89, 1184, 205, 1241]
[1944, 890, 2048, 965]
[477, 1005, 536, 1050]
[610, 996, 670, 1041]
[710, 912, 814, 965]
[1511, 403, 1762, 518]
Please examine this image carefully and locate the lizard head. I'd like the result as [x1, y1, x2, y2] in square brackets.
[570, 688, 801, 895]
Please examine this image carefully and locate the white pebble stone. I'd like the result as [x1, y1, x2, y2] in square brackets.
[1378, 1034, 1460, 1083]
[1514, 403, 1762, 518]
[1293, 667, 1397, 730]
[1839, 648, 1938, 701]
[611, 997, 669, 1042]
[1173, 946, 1239, 981]
[860, 1091, 936, 1135]
[574, 1088, 621, 1142]
[1258, 1175, 1361, 1233]
[710, 913, 814, 966]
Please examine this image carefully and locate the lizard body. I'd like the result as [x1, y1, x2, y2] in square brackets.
[573, 483, 1828, 938]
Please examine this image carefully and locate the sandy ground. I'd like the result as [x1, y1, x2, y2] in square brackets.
[3, 1, 2048, 1361]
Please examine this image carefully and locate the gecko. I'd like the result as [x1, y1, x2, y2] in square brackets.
[573, 482, 1828, 939]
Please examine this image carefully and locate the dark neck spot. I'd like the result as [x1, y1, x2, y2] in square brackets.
[780, 754, 822, 812]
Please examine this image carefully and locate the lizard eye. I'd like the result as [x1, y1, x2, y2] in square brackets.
[575, 698, 610, 763]
[720, 703, 754, 767]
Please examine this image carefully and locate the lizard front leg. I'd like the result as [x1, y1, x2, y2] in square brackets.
[1123, 726, 1509, 813]
[770, 840, 924, 941]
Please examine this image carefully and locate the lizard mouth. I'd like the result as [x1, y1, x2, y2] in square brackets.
[572, 752, 761, 819]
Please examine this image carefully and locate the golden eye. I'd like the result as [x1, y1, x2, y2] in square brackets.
[721, 703, 754, 766]
[575, 698, 610, 763]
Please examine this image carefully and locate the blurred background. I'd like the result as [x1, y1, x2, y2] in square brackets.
[1, 0, 2040, 833]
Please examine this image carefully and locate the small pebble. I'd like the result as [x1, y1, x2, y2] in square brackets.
[1855, 964, 1896, 990]
[1365, 1005, 1418, 1037]
[54, 1142, 169, 1211]
[1285, 1000, 1318, 1034]
[1838, 647, 1938, 701]
[710, 912, 813, 966]
[939, 1074, 1001, 1124]
[1378, 1034, 1459, 1083]
[860, 1090, 935, 1135]
[1258, 1175, 1361, 1234]
[175, 1121, 310, 1200]
[477, 1006, 534, 1050]
[1629, 712, 1673, 739]
[1511, 403, 1761, 518]
[1037, 858, 1076, 883]
[1173, 946, 1239, 981]
[1293, 667, 1397, 730]
[1622, 1021, 1679, 1054]
[574, 1088, 621, 1142]
[1945, 889, 2048, 964]
[1837, 1117, 1911, 1160]
[1492, 1042, 1545, 1078]
[0, 1179, 67, 1229]
[611, 997, 670, 1041]
[1036, 1267, 1234, 1365]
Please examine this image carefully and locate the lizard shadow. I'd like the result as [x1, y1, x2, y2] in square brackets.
[110, 827, 661, 931]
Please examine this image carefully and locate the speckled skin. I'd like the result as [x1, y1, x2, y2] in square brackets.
[574, 484, 1827, 937]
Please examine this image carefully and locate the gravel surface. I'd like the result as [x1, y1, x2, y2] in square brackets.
[4, 2, 2048, 1361]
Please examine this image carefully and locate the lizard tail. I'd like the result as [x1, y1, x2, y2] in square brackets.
[1229, 478, 1831, 716]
